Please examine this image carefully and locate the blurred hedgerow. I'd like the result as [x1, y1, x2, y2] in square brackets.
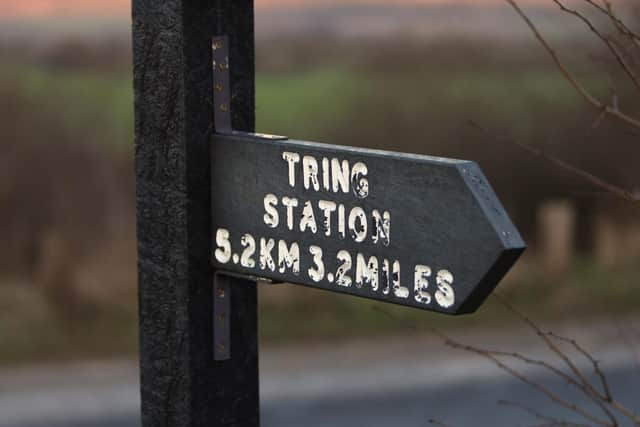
[476, 0, 640, 203]
[428, 1, 640, 425]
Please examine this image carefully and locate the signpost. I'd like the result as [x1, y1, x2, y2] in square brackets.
[134, 1, 525, 425]
[212, 134, 524, 315]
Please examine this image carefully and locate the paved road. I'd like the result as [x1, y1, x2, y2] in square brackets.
[2, 319, 639, 427]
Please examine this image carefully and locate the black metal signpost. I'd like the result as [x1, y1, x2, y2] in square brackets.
[134, 1, 525, 425]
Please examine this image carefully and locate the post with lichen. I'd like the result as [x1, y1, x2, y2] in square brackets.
[132, 1, 259, 426]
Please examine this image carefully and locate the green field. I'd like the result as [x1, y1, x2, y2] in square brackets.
[2, 62, 606, 148]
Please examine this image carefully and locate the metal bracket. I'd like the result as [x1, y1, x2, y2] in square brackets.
[212, 36, 232, 133]
[212, 35, 287, 361]
[213, 271, 283, 361]
[212, 36, 288, 141]
[213, 272, 232, 361]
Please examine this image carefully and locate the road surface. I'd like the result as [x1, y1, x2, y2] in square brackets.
[2, 318, 639, 427]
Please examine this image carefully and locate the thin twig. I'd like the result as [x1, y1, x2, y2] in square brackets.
[548, 331, 640, 424]
[376, 304, 601, 405]
[504, 0, 640, 130]
[492, 295, 622, 426]
[495, 295, 640, 426]
[487, 347, 618, 424]
[499, 400, 593, 427]
[374, 304, 639, 426]
[547, 332, 613, 400]
[469, 120, 640, 202]
[428, 419, 455, 427]
[552, 0, 640, 92]
[529, 423, 595, 427]
[495, 296, 603, 393]
[583, 0, 640, 50]
[433, 328, 615, 427]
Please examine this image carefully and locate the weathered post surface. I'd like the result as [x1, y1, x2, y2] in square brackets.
[132, 1, 259, 426]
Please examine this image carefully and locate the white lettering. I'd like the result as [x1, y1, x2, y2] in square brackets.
[308, 246, 325, 283]
[338, 204, 346, 239]
[259, 238, 276, 272]
[282, 197, 299, 231]
[372, 210, 391, 246]
[322, 157, 331, 191]
[414, 265, 432, 305]
[214, 228, 232, 264]
[382, 259, 391, 295]
[332, 158, 350, 194]
[300, 201, 318, 234]
[240, 234, 256, 268]
[348, 207, 367, 242]
[318, 200, 337, 236]
[392, 261, 409, 299]
[282, 152, 300, 188]
[263, 194, 279, 228]
[303, 156, 320, 191]
[278, 240, 300, 275]
[351, 162, 369, 199]
[435, 270, 455, 309]
[336, 250, 352, 287]
[356, 254, 379, 291]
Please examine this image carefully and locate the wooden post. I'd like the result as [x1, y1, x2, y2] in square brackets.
[132, 1, 259, 426]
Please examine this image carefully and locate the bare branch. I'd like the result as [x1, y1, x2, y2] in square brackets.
[504, 0, 640, 130]
[376, 304, 607, 414]
[374, 304, 640, 426]
[529, 422, 595, 427]
[548, 333, 640, 425]
[493, 296, 626, 426]
[494, 296, 604, 394]
[428, 419, 456, 427]
[488, 348, 618, 424]
[496, 296, 640, 426]
[583, 0, 640, 50]
[552, 0, 640, 92]
[432, 328, 615, 427]
[499, 400, 593, 427]
[547, 332, 612, 400]
[469, 120, 640, 203]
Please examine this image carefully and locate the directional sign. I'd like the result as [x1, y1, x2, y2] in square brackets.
[211, 133, 525, 315]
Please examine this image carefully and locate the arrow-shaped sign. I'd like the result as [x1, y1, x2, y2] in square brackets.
[211, 133, 525, 315]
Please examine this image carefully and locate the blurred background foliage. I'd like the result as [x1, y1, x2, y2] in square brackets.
[1, 1, 639, 365]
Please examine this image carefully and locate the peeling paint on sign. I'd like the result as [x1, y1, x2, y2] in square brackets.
[212, 134, 525, 314]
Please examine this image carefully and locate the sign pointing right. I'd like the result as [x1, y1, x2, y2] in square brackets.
[212, 134, 526, 315]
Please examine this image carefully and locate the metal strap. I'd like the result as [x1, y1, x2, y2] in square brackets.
[212, 36, 232, 133]
[211, 36, 286, 361]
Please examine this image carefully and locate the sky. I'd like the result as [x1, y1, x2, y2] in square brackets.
[1, 0, 550, 19]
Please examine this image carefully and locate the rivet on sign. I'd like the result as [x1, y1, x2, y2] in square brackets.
[220, 104, 228, 113]
[219, 62, 226, 71]
[218, 287, 226, 298]
[213, 41, 222, 49]
[215, 83, 224, 92]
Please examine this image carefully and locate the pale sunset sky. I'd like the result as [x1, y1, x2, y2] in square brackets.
[1, 0, 549, 19]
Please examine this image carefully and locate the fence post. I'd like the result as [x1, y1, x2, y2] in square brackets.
[132, 1, 259, 425]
